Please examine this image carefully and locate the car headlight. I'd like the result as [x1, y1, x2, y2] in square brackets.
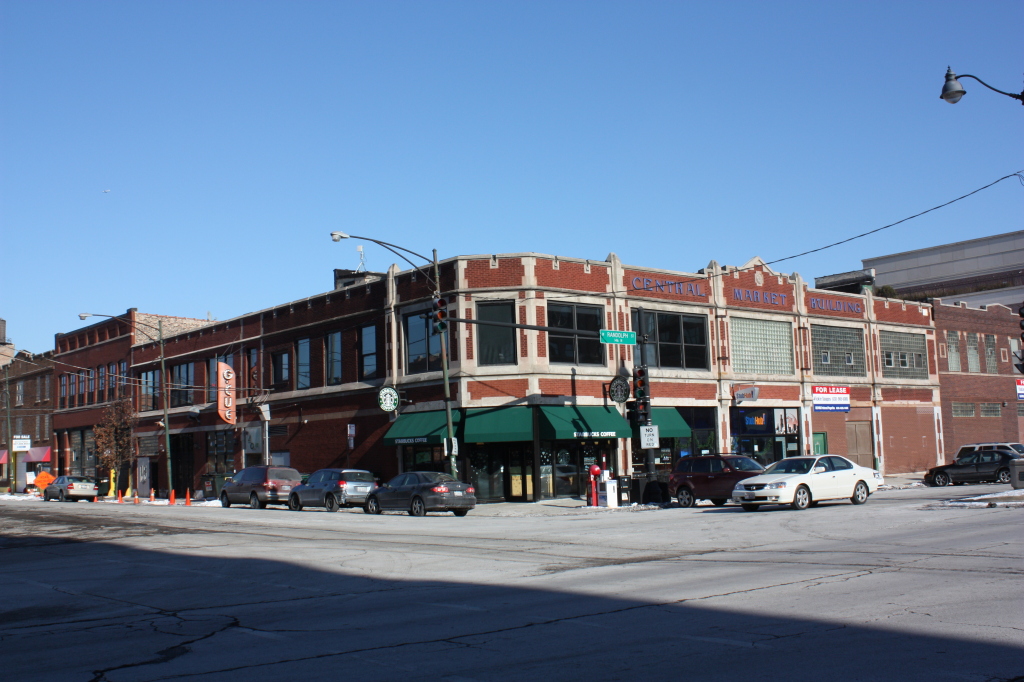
[734, 482, 747, 490]
[765, 482, 787, 489]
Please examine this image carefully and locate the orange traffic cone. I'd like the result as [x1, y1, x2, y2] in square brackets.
[185, 489, 191, 506]
[169, 489, 176, 506]
[149, 489, 155, 502]
[117, 490, 123, 504]
[134, 491, 140, 504]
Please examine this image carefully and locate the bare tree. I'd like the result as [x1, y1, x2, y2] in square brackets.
[94, 396, 138, 496]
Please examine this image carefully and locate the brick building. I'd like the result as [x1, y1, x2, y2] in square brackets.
[0, 348, 54, 492]
[933, 299, 1021, 458]
[126, 252, 943, 503]
[51, 310, 207, 491]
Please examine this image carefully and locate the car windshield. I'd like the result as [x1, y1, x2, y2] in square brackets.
[764, 458, 815, 475]
[268, 468, 301, 481]
[1011, 444, 1024, 454]
[726, 457, 764, 472]
[419, 472, 456, 483]
[342, 471, 374, 482]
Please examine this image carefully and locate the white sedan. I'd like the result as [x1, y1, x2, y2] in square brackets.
[732, 455, 882, 511]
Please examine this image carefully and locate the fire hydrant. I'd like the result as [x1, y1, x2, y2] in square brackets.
[588, 464, 602, 506]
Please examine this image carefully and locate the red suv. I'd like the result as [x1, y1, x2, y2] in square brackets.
[669, 455, 765, 507]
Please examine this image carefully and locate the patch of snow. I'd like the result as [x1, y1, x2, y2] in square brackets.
[961, 488, 1024, 500]
[0, 494, 43, 502]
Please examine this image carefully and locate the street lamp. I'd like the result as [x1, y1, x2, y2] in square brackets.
[79, 313, 173, 500]
[940, 67, 1024, 105]
[329, 232, 458, 477]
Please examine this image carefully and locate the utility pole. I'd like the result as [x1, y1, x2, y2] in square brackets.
[3, 364, 13, 488]
[634, 307, 656, 474]
[433, 249, 458, 478]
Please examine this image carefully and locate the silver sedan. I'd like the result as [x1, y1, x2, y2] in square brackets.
[43, 476, 98, 502]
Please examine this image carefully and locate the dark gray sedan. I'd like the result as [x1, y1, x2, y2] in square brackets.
[364, 472, 476, 517]
[288, 468, 375, 512]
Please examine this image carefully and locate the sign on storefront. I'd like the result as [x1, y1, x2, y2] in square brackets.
[639, 425, 660, 449]
[216, 362, 236, 424]
[1017, 379, 1024, 400]
[12, 435, 31, 452]
[812, 385, 850, 412]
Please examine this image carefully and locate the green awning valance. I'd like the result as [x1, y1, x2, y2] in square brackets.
[634, 407, 692, 439]
[382, 410, 462, 446]
[463, 407, 533, 443]
[539, 405, 632, 440]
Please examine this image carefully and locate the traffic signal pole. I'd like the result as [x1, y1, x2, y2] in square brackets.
[434, 250, 457, 478]
[635, 307, 656, 475]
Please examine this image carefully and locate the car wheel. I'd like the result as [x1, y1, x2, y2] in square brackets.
[364, 496, 381, 515]
[409, 497, 427, 517]
[741, 503, 760, 512]
[851, 481, 869, 505]
[59, 490, 66, 502]
[324, 494, 340, 513]
[249, 492, 265, 510]
[676, 487, 695, 508]
[932, 471, 950, 487]
[288, 494, 303, 511]
[220, 492, 231, 508]
[453, 509, 469, 517]
[710, 498, 727, 507]
[790, 485, 811, 511]
[42, 491, 49, 502]
[996, 468, 1011, 485]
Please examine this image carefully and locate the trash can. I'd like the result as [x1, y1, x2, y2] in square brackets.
[617, 476, 632, 505]
[202, 474, 231, 499]
[1010, 458, 1024, 490]
[601, 479, 619, 508]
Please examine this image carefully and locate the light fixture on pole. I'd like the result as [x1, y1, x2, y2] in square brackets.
[940, 67, 1024, 105]
[80, 313, 172, 499]
[329, 232, 458, 477]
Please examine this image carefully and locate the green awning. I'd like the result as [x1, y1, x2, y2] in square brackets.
[539, 405, 632, 440]
[463, 407, 533, 443]
[634, 407, 692, 439]
[383, 410, 462, 446]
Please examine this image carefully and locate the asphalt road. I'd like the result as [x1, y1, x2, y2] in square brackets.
[1, 484, 1021, 682]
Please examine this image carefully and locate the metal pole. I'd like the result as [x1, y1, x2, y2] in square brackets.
[3, 365, 13, 490]
[637, 307, 656, 475]
[434, 249, 457, 478]
[158, 321, 173, 499]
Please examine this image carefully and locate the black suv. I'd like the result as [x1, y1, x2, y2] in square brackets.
[925, 446, 1019, 486]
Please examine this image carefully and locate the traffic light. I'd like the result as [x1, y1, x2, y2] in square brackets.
[1016, 302, 1024, 374]
[431, 297, 448, 334]
[633, 365, 648, 401]
[626, 401, 638, 425]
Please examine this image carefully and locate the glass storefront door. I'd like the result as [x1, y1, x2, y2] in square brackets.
[540, 439, 617, 499]
[730, 407, 801, 466]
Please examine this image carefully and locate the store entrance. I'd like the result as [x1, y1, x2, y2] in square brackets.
[466, 443, 533, 502]
[540, 439, 617, 499]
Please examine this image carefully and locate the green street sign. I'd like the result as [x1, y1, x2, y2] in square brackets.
[599, 330, 637, 345]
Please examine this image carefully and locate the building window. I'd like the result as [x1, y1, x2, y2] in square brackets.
[947, 331, 961, 372]
[120, 361, 127, 389]
[15, 381, 23, 406]
[139, 370, 161, 412]
[811, 325, 865, 377]
[979, 403, 1002, 418]
[405, 311, 444, 374]
[879, 331, 928, 380]
[548, 304, 603, 365]
[1018, 403, 1024, 417]
[632, 311, 709, 370]
[272, 351, 290, 385]
[69, 373, 77, 407]
[107, 363, 117, 400]
[59, 374, 67, 408]
[35, 415, 40, 440]
[478, 303, 516, 366]
[170, 363, 194, 407]
[965, 333, 980, 373]
[326, 331, 343, 385]
[730, 317, 794, 375]
[86, 369, 95, 405]
[207, 354, 234, 401]
[295, 338, 311, 389]
[984, 335, 997, 374]
[44, 414, 49, 439]
[359, 325, 378, 379]
[951, 402, 974, 418]
[97, 366, 106, 402]
[247, 349, 259, 388]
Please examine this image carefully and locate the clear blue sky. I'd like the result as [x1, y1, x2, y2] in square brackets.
[2, 0, 1021, 352]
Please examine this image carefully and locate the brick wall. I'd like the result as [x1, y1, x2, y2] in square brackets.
[881, 405, 937, 473]
[464, 257, 525, 289]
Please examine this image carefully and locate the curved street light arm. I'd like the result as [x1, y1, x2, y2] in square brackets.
[957, 74, 1024, 102]
[342, 235, 438, 288]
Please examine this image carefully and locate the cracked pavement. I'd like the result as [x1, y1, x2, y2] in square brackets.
[1, 484, 1021, 681]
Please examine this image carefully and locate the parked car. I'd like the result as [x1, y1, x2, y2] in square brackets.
[732, 455, 882, 511]
[220, 466, 303, 509]
[364, 472, 476, 516]
[669, 454, 765, 507]
[43, 476, 97, 502]
[925, 447, 1020, 486]
[288, 468, 375, 511]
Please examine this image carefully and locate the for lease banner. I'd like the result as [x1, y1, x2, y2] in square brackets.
[812, 385, 850, 412]
[1017, 379, 1024, 400]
